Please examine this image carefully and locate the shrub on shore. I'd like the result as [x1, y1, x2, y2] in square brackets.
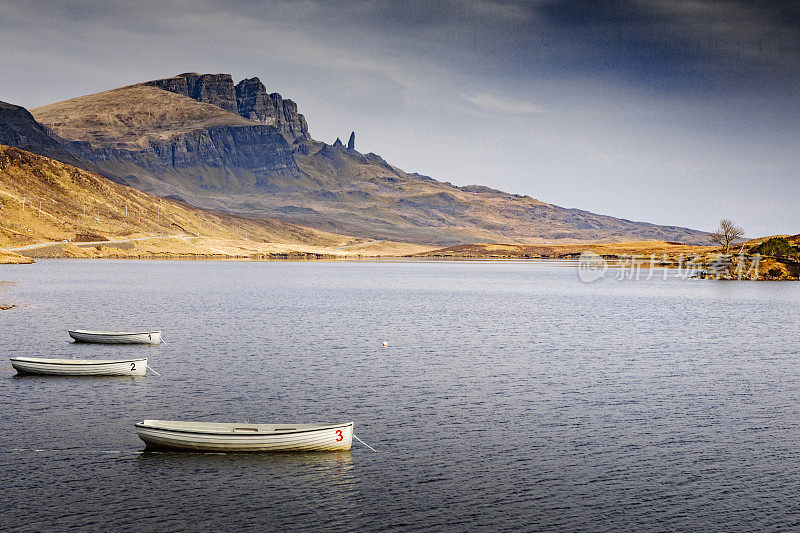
[749, 237, 800, 258]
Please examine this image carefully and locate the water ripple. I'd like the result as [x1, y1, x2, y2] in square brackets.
[1, 260, 799, 531]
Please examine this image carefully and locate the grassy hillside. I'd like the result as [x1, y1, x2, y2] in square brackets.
[33, 85, 254, 151]
[0, 145, 431, 259]
[0, 250, 33, 264]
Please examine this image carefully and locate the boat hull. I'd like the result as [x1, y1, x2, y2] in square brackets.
[69, 330, 161, 345]
[135, 420, 354, 452]
[10, 357, 147, 376]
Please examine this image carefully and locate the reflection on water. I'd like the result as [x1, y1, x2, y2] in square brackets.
[137, 449, 355, 469]
[135, 450, 360, 521]
[12, 374, 148, 382]
[2, 260, 800, 531]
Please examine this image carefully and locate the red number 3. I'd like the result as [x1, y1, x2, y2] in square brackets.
[335, 429, 343, 442]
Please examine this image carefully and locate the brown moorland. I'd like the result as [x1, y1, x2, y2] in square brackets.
[0, 145, 432, 262]
[413, 241, 716, 259]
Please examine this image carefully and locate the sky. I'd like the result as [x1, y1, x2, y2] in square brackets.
[1, 0, 798, 236]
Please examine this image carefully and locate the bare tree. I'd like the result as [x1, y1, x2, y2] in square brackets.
[710, 218, 745, 254]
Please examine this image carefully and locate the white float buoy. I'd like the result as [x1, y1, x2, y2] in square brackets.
[382, 341, 388, 347]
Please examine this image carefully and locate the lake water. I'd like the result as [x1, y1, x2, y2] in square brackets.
[1, 259, 799, 531]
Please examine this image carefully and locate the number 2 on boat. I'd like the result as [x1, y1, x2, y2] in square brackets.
[130, 362, 136, 371]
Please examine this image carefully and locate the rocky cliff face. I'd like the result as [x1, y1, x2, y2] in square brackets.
[275, 96, 309, 140]
[235, 77, 270, 123]
[145, 73, 238, 114]
[146, 74, 309, 141]
[74, 124, 298, 181]
[235, 77, 309, 140]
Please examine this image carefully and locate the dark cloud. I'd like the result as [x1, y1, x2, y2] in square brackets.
[538, 0, 656, 27]
[11, 0, 798, 95]
[525, 0, 800, 93]
[263, 0, 800, 97]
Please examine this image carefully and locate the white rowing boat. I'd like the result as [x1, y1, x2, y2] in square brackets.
[135, 420, 354, 452]
[68, 330, 162, 345]
[10, 357, 147, 376]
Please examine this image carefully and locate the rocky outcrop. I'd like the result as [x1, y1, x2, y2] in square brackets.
[234, 77, 309, 140]
[235, 77, 271, 123]
[145, 73, 238, 114]
[347, 131, 355, 150]
[275, 97, 309, 140]
[146, 74, 310, 141]
[0, 100, 111, 176]
[0, 101, 63, 150]
[292, 137, 315, 155]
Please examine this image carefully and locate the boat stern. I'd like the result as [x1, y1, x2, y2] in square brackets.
[130, 359, 147, 376]
[335, 422, 354, 451]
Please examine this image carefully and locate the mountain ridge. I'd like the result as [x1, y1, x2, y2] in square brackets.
[1, 72, 712, 245]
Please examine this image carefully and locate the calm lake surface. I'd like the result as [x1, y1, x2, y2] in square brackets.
[1, 259, 799, 532]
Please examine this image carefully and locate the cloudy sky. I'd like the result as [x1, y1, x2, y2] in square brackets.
[1, 0, 798, 235]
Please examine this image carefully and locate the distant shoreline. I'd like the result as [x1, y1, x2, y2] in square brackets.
[3, 239, 797, 281]
[5, 254, 797, 282]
